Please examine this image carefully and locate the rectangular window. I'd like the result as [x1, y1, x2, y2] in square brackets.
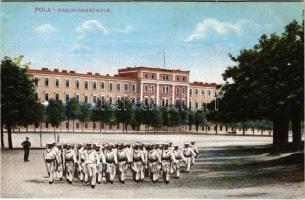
[34, 92, 38, 100]
[208, 90, 211, 96]
[65, 94, 70, 102]
[84, 95, 88, 103]
[66, 122, 69, 129]
[55, 93, 59, 101]
[101, 82, 105, 90]
[124, 83, 128, 91]
[195, 89, 198, 95]
[109, 83, 113, 91]
[76, 123, 79, 129]
[93, 96, 97, 104]
[76, 94, 80, 102]
[45, 78, 49, 87]
[65, 79, 70, 88]
[195, 102, 199, 109]
[93, 81, 97, 90]
[117, 83, 120, 91]
[76, 80, 80, 89]
[45, 93, 49, 101]
[151, 85, 155, 93]
[182, 87, 185, 94]
[85, 81, 88, 90]
[190, 89, 192, 96]
[145, 84, 148, 93]
[132, 84, 136, 92]
[85, 123, 88, 128]
[202, 89, 205, 95]
[55, 78, 59, 87]
[34, 77, 39, 86]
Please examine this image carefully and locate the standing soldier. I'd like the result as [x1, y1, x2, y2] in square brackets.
[161, 144, 176, 184]
[117, 143, 130, 184]
[131, 143, 145, 182]
[44, 141, 59, 184]
[64, 144, 77, 184]
[21, 137, 31, 162]
[105, 144, 117, 184]
[190, 141, 199, 165]
[96, 144, 106, 184]
[183, 143, 196, 172]
[80, 143, 88, 183]
[55, 143, 64, 180]
[147, 144, 161, 183]
[172, 145, 186, 178]
[86, 143, 100, 188]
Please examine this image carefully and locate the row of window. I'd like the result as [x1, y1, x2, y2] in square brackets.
[143, 73, 187, 82]
[190, 88, 216, 96]
[143, 85, 187, 95]
[41, 92, 134, 104]
[35, 77, 137, 92]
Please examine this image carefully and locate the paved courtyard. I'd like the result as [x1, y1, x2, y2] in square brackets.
[1, 133, 304, 198]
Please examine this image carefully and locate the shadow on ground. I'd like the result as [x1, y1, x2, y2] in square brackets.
[186, 144, 304, 189]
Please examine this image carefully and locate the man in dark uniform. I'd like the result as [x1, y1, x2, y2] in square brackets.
[21, 137, 31, 162]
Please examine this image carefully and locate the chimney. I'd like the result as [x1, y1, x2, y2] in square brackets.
[95, 73, 100, 76]
[62, 70, 67, 73]
[54, 69, 59, 72]
[41, 67, 48, 71]
[87, 72, 92, 75]
[70, 71, 75, 74]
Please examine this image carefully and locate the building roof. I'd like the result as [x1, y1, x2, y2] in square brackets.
[191, 81, 217, 87]
[118, 66, 190, 74]
[27, 68, 138, 81]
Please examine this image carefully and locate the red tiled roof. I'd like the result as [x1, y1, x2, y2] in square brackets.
[118, 66, 190, 73]
[191, 82, 217, 87]
[27, 68, 137, 81]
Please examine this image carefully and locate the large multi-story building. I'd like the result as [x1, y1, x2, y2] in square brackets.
[27, 66, 217, 109]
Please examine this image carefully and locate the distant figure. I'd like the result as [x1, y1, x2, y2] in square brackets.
[21, 137, 31, 162]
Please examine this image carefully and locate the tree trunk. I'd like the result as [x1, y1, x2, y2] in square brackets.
[40, 122, 42, 147]
[215, 124, 218, 135]
[67, 120, 70, 133]
[82, 122, 84, 132]
[54, 127, 56, 141]
[273, 115, 289, 150]
[100, 121, 102, 133]
[7, 125, 13, 149]
[73, 120, 75, 133]
[242, 127, 245, 135]
[292, 115, 301, 151]
[1, 123, 4, 148]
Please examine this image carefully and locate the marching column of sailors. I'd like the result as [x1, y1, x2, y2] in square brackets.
[43, 141, 199, 188]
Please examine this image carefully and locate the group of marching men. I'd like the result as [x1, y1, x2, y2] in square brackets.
[43, 141, 199, 188]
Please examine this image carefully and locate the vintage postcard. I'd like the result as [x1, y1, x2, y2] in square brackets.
[0, 1, 304, 199]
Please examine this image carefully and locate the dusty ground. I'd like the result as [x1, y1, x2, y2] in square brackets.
[1, 134, 304, 199]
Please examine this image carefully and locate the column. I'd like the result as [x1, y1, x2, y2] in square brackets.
[186, 85, 190, 109]
[140, 81, 143, 103]
[156, 83, 159, 106]
[172, 84, 175, 105]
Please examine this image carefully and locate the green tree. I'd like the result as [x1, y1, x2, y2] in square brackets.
[91, 98, 104, 132]
[78, 103, 91, 132]
[65, 97, 80, 132]
[213, 19, 303, 150]
[150, 107, 163, 132]
[194, 110, 205, 132]
[1, 56, 37, 149]
[46, 99, 65, 140]
[116, 99, 134, 133]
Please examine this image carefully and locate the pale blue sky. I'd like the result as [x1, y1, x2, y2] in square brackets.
[1, 2, 303, 83]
